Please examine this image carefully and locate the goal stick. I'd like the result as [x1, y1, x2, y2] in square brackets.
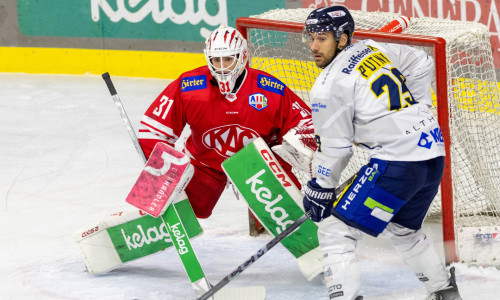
[101, 72, 212, 295]
[198, 174, 356, 300]
[102, 73, 147, 163]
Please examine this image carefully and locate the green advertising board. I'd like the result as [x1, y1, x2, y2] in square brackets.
[17, 0, 286, 41]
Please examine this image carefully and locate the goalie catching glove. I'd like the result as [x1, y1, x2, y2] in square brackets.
[272, 127, 317, 175]
[303, 179, 336, 222]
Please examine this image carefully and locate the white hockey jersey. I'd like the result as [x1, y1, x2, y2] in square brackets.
[310, 39, 445, 188]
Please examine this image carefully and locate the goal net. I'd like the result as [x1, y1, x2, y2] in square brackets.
[237, 8, 500, 266]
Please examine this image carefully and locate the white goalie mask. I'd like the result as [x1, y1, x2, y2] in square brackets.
[204, 26, 248, 95]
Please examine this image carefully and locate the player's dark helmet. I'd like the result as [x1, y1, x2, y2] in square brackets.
[303, 6, 355, 45]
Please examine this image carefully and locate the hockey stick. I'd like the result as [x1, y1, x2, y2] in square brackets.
[102, 73, 147, 164]
[198, 210, 311, 300]
[198, 174, 356, 300]
[101, 73, 212, 295]
[101, 73, 265, 300]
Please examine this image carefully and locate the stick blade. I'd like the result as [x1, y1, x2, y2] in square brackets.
[214, 286, 266, 300]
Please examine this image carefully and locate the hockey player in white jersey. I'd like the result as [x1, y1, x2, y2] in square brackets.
[301, 5, 461, 300]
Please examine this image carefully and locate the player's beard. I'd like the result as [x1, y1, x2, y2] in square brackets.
[313, 51, 335, 69]
[312, 43, 337, 68]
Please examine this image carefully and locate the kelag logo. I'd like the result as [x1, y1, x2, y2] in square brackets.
[17, 0, 286, 41]
[90, 0, 227, 39]
[245, 169, 294, 234]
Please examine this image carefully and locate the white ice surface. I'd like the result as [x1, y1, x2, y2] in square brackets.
[0, 73, 498, 300]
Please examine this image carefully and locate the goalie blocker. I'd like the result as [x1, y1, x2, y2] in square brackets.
[222, 137, 323, 280]
[126, 142, 194, 217]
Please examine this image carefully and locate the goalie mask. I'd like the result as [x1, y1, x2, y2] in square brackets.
[303, 5, 355, 45]
[204, 26, 248, 95]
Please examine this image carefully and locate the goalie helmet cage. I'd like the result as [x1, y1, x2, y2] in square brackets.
[237, 8, 500, 267]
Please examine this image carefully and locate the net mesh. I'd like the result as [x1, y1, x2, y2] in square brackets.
[245, 9, 500, 233]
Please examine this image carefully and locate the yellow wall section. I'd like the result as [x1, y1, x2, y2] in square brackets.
[2, 47, 500, 115]
[0, 47, 206, 79]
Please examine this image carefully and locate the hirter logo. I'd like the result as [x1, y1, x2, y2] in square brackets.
[202, 124, 259, 157]
[249, 93, 268, 111]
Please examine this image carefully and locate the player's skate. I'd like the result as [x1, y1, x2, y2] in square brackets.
[428, 267, 461, 300]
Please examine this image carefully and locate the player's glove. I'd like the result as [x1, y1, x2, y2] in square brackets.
[303, 179, 336, 222]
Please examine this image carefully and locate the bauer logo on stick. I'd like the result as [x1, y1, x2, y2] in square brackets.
[126, 143, 194, 217]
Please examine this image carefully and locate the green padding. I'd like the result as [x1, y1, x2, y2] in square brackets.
[107, 198, 202, 263]
[223, 139, 319, 258]
[364, 197, 394, 213]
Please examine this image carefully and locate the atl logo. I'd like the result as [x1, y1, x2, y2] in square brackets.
[202, 124, 259, 157]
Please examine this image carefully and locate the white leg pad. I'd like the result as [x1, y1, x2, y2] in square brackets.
[295, 247, 323, 281]
[318, 217, 363, 300]
[383, 222, 449, 293]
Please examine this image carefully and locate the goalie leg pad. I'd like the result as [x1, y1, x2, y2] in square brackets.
[295, 247, 323, 281]
[222, 138, 322, 279]
[74, 195, 202, 274]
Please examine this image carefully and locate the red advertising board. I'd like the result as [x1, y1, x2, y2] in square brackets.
[303, 0, 500, 68]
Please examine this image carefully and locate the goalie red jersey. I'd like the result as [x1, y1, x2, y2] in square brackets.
[138, 66, 312, 172]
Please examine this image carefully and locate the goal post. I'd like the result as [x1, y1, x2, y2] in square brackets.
[237, 8, 500, 266]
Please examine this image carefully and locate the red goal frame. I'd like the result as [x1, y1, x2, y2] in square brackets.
[237, 17, 457, 265]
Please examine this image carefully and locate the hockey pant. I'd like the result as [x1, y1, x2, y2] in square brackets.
[318, 217, 450, 299]
[187, 156, 300, 218]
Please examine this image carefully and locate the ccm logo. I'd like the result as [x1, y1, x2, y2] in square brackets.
[260, 149, 292, 187]
[81, 226, 99, 238]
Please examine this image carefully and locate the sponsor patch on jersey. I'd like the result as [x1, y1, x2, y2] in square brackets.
[311, 102, 327, 113]
[249, 93, 268, 111]
[181, 75, 207, 92]
[202, 124, 259, 157]
[258, 74, 285, 95]
[417, 128, 444, 149]
[356, 52, 391, 79]
[341, 47, 372, 75]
